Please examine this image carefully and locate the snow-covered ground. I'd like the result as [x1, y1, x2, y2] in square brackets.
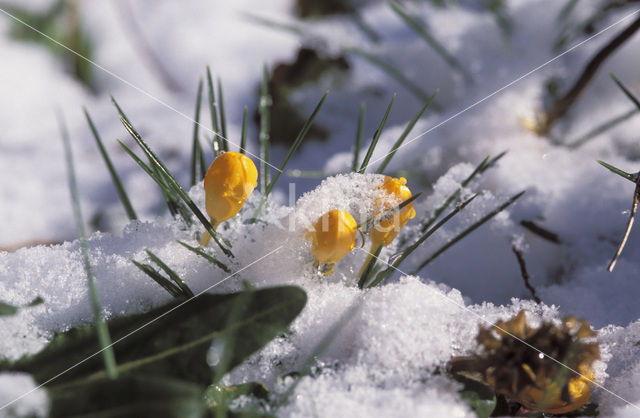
[2, 0, 640, 416]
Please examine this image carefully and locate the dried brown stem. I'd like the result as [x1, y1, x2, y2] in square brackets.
[520, 220, 561, 244]
[511, 244, 541, 304]
[608, 177, 640, 271]
[538, 14, 640, 135]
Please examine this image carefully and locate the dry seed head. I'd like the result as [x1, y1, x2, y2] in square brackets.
[456, 310, 600, 414]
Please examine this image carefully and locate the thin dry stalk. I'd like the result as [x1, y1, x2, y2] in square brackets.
[608, 176, 640, 271]
[511, 243, 541, 304]
[538, 14, 640, 135]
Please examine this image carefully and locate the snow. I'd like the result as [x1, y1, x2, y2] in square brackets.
[0, 373, 47, 418]
[2, 0, 640, 416]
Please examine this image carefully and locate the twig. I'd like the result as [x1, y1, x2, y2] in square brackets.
[538, 14, 640, 135]
[520, 220, 561, 244]
[511, 244, 541, 304]
[608, 175, 640, 271]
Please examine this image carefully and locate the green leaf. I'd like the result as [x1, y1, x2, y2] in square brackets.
[597, 160, 637, 183]
[48, 375, 206, 418]
[352, 102, 366, 172]
[370, 194, 477, 288]
[388, 0, 472, 83]
[0, 297, 44, 316]
[131, 259, 183, 298]
[217, 76, 228, 148]
[376, 90, 438, 174]
[206, 66, 224, 154]
[58, 112, 118, 379]
[265, 91, 328, 196]
[241, 105, 249, 154]
[412, 191, 525, 273]
[358, 244, 383, 289]
[204, 382, 269, 413]
[259, 63, 272, 194]
[610, 72, 640, 110]
[450, 373, 496, 418]
[8, 287, 307, 388]
[190, 78, 206, 187]
[112, 97, 233, 257]
[0, 302, 18, 316]
[145, 249, 195, 298]
[567, 108, 638, 149]
[359, 94, 395, 174]
[347, 47, 432, 103]
[178, 240, 232, 273]
[420, 153, 505, 234]
[85, 108, 137, 220]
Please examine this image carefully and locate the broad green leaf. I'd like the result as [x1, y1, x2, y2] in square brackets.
[451, 373, 496, 418]
[0, 301, 18, 316]
[8, 287, 307, 388]
[204, 382, 269, 411]
[48, 375, 205, 418]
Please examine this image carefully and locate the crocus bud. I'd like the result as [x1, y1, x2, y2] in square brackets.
[306, 210, 357, 274]
[200, 152, 258, 246]
[369, 176, 416, 248]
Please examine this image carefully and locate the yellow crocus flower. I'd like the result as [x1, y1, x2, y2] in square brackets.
[369, 176, 416, 248]
[359, 176, 416, 278]
[306, 209, 357, 275]
[200, 152, 258, 246]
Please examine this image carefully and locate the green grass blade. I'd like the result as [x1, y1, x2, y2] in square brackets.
[242, 12, 305, 36]
[198, 141, 207, 182]
[597, 160, 637, 183]
[352, 102, 366, 172]
[116, 141, 165, 190]
[376, 90, 438, 174]
[190, 78, 204, 187]
[420, 153, 505, 233]
[259, 63, 272, 194]
[610, 72, 640, 110]
[558, 0, 578, 22]
[370, 194, 477, 287]
[58, 112, 118, 379]
[112, 97, 233, 257]
[358, 244, 383, 289]
[84, 108, 137, 220]
[145, 250, 194, 298]
[361, 192, 422, 233]
[481, 0, 511, 36]
[359, 94, 395, 174]
[265, 91, 328, 196]
[411, 190, 525, 273]
[206, 66, 223, 155]
[567, 108, 638, 149]
[286, 169, 330, 178]
[217, 77, 228, 150]
[350, 11, 381, 43]
[117, 140, 185, 218]
[347, 47, 431, 103]
[177, 240, 231, 273]
[131, 260, 182, 298]
[240, 106, 248, 154]
[388, 0, 472, 83]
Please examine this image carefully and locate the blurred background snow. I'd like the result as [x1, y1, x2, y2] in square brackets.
[2, 0, 640, 416]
